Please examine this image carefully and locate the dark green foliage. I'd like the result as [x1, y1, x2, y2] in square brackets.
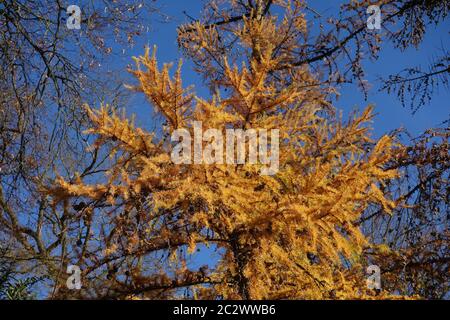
[0, 248, 42, 300]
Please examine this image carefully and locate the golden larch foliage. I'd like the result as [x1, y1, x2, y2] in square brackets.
[47, 0, 406, 299]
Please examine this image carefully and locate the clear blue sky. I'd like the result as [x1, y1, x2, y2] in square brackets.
[107, 1, 449, 141]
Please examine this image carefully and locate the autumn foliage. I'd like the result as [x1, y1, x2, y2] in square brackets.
[43, 0, 414, 299]
[2, 0, 447, 300]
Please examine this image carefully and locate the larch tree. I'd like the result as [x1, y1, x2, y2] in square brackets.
[42, 0, 410, 300]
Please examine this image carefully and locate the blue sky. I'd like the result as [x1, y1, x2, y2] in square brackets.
[104, 1, 448, 141]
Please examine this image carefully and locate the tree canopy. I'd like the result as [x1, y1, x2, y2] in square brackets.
[1, 0, 448, 300]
